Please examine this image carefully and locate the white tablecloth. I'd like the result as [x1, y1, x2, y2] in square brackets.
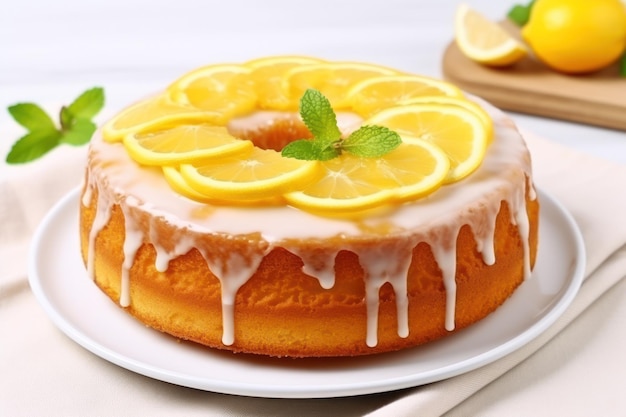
[2, 1, 626, 415]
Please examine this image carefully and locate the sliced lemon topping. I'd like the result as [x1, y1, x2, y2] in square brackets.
[102, 95, 216, 142]
[244, 55, 326, 110]
[163, 165, 286, 206]
[104, 56, 494, 216]
[285, 141, 450, 214]
[162, 165, 215, 203]
[282, 62, 398, 109]
[365, 104, 490, 183]
[167, 64, 257, 122]
[398, 95, 493, 139]
[347, 74, 464, 117]
[123, 124, 254, 166]
[180, 147, 322, 201]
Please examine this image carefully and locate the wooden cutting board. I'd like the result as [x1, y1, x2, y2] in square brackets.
[441, 28, 626, 131]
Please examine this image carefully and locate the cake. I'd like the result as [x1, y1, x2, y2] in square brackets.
[80, 56, 539, 357]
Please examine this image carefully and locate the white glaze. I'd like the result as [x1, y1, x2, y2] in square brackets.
[82, 100, 535, 348]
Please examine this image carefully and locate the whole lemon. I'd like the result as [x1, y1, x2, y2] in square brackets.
[522, 0, 626, 73]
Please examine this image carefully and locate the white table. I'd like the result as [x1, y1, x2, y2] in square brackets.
[2, 1, 625, 416]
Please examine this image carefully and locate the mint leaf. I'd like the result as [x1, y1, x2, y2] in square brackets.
[60, 106, 73, 130]
[5, 130, 62, 164]
[620, 53, 626, 77]
[342, 125, 402, 158]
[60, 119, 97, 146]
[507, 1, 535, 26]
[281, 89, 402, 161]
[299, 89, 342, 142]
[8, 103, 57, 133]
[6, 87, 105, 164]
[312, 142, 341, 160]
[281, 139, 321, 160]
[282, 139, 340, 160]
[67, 87, 105, 120]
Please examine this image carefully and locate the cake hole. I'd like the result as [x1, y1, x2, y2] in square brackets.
[228, 117, 313, 152]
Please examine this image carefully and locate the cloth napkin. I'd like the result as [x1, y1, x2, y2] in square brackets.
[1, 131, 625, 417]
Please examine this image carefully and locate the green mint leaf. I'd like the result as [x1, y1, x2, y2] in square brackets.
[507, 1, 535, 26]
[312, 141, 342, 161]
[8, 103, 57, 133]
[342, 125, 402, 158]
[5, 130, 62, 164]
[620, 53, 626, 77]
[67, 87, 105, 120]
[284, 89, 402, 161]
[299, 89, 342, 143]
[6, 86, 105, 164]
[281, 138, 341, 161]
[281, 139, 321, 160]
[60, 118, 97, 146]
[60, 106, 74, 130]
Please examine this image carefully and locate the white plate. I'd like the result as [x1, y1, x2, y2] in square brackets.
[29, 187, 584, 399]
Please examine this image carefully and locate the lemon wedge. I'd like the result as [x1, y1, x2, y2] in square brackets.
[455, 3, 527, 66]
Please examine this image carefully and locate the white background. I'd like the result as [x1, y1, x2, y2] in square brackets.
[1, 0, 624, 165]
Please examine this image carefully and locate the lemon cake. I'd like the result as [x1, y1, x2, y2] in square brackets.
[80, 56, 539, 357]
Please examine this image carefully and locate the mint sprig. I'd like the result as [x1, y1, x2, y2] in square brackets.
[620, 53, 626, 77]
[507, 0, 535, 26]
[281, 89, 401, 161]
[6, 87, 105, 164]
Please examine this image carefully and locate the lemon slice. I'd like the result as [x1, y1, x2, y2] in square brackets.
[179, 147, 322, 201]
[346, 75, 464, 117]
[102, 95, 217, 142]
[162, 166, 214, 203]
[167, 64, 257, 120]
[283, 62, 398, 109]
[245, 55, 324, 68]
[455, 3, 527, 66]
[365, 104, 489, 183]
[285, 141, 450, 215]
[163, 166, 286, 206]
[123, 124, 254, 166]
[244, 55, 326, 110]
[398, 96, 493, 141]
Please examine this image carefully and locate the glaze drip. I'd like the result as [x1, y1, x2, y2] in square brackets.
[429, 229, 460, 331]
[86, 189, 112, 280]
[120, 203, 144, 307]
[197, 248, 269, 345]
